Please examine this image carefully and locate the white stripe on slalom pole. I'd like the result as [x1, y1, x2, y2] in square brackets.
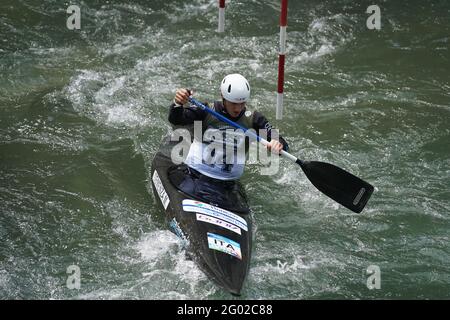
[276, 92, 284, 120]
[279, 26, 287, 54]
[218, 0, 225, 32]
[218, 8, 225, 32]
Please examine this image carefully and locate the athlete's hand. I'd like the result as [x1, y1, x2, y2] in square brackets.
[174, 88, 192, 106]
[266, 139, 283, 154]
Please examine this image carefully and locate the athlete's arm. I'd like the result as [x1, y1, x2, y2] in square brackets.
[168, 89, 207, 125]
[252, 111, 289, 153]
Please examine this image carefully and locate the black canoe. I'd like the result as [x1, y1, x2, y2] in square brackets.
[150, 136, 253, 295]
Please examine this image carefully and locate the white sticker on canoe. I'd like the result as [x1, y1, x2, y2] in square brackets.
[152, 170, 170, 210]
[182, 199, 247, 231]
[207, 232, 242, 260]
[196, 214, 241, 235]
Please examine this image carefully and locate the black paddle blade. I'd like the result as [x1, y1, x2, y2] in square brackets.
[297, 160, 374, 213]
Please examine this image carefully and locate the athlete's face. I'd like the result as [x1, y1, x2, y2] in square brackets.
[223, 99, 246, 118]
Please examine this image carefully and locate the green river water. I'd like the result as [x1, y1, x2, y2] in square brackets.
[0, 0, 449, 299]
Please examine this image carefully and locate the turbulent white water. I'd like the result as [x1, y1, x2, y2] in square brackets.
[1, 0, 449, 299]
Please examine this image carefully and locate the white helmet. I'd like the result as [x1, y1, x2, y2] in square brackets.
[220, 74, 250, 103]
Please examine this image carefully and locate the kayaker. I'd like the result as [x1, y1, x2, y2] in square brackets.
[168, 73, 289, 180]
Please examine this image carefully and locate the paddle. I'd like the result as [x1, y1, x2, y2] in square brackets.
[188, 97, 374, 213]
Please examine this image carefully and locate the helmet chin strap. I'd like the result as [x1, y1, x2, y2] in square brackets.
[221, 98, 229, 115]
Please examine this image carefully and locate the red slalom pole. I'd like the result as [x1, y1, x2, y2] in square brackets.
[277, 0, 288, 120]
[218, 0, 225, 32]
